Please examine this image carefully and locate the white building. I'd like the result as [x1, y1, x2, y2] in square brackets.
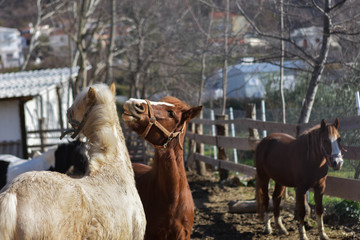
[0, 68, 78, 158]
[290, 26, 341, 51]
[0, 27, 24, 69]
[49, 29, 72, 55]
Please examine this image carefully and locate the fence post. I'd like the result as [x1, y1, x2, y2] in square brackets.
[356, 91, 360, 115]
[246, 103, 259, 152]
[216, 114, 229, 181]
[261, 100, 267, 138]
[210, 109, 217, 160]
[38, 118, 46, 152]
[186, 122, 196, 169]
[195, 113, 207, 175]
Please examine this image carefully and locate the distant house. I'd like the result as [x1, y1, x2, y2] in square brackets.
[0, 27, 24, 69]
[209, 11, 250, 46]
[49, 29, 73, 56]
[0, 68, 78, 158]
[290, 26, 341, 52]
[204, 60, 304, 102]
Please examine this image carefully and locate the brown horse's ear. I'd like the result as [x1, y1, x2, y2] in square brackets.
[320, 119, 327, 131]
[334, 118, 339, 129]
[182, 106, 203, 122]
[88, 87, 97, 104]
[110, 83, 116, 96]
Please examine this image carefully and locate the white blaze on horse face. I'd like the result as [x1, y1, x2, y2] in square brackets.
[329, 135, 342, 157]
[128, 98, 175, 107]
[329, 134, 343, 170]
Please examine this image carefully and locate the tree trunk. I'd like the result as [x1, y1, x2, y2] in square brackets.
[221, 0, 229, 115]
[280, 0, 286, 124]
[105, 0, 116, 85]
[298, 0, 331, 124]
[21, 0, 41, 71]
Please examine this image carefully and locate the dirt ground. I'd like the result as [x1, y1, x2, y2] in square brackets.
[187, 171, 360, 240]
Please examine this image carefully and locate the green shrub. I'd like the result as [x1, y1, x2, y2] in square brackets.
[332, 200, 360, 222]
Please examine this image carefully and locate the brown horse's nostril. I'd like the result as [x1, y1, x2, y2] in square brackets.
[133, 102, 145, 113]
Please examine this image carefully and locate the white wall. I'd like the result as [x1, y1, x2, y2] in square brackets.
[0, 100, 21, 142]
[25, 81, 73, 148]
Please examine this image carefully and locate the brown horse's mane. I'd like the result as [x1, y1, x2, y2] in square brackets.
[299, 124, 321, 137]
[298, 122, 336, 159]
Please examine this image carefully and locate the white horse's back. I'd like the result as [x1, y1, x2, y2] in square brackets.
[1, 170, 145, 239]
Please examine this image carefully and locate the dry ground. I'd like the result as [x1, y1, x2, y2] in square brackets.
[188, 171, 360, 240]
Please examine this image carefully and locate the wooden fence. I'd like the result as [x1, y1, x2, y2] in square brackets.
[26, 123, 149, 163]
[186, 115, 360, 202]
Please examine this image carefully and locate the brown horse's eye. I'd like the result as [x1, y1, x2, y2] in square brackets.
[168, 110, 174, 118]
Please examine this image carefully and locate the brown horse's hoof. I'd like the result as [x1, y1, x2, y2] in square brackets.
[264, 228, 272, 235]
[300, 234, 309, 240]
[278, 226, 289, 235]
[275, 217, 288, 235]
[320, 232, 329, 240]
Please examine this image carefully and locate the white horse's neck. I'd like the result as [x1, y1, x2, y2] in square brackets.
[84, 113, 130, 175]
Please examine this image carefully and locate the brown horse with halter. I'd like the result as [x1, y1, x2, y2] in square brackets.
[122, 97, 202, 240]
[255, 118, 345, 240]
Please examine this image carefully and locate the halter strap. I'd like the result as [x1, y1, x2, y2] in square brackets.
[141, 99, 185, 149]
[320, 137, 345, 167]
[60, 102, 96, 140]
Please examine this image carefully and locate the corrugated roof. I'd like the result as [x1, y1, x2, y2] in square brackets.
[0, 68, 78, 99]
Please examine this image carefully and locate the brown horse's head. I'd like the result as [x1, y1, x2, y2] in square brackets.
[319, 118, 344, 170]
[122, 97, 202, 148]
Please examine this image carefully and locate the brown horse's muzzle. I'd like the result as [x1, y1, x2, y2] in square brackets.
[122, 100, 147, 121]
[330, 154, 343, 170]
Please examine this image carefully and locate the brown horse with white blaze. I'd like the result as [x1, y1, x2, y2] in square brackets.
[255, 118, 344, 240]
[122, 97, 202, 240]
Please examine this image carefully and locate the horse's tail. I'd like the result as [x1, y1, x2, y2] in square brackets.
[0, 192, 17, 240]
[255, 174, 264, 221]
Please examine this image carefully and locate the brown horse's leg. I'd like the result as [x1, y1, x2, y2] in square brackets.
[314, 186, 329, 240]
[258, 176, 271, 234]
[296, 188, 309, 240]
[273, 183, 288, 235]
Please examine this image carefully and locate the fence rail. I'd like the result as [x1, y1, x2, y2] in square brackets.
[187, 115, 360, 202]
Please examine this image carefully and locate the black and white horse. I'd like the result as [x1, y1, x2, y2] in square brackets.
[0, 139, 88, 190]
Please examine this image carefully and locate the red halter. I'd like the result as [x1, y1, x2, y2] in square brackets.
[141, 99, 186, 149]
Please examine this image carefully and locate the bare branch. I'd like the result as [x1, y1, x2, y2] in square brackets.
[185, 0, 209, 38]
[235, 0, 315, 64]
[329, 0, 347, 11]
[311, 0, 324, 14]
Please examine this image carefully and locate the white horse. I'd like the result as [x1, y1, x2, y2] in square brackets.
[0, 83, 146, 239]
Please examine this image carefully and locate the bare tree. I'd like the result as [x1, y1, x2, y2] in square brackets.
[221, 0, 230, 115]
[236, 0, 354, 124]
[105, 0, 116, 84]
[117, 0, 192, 99]
[279, 0, 286, 124]
[21, 0, 65, 71]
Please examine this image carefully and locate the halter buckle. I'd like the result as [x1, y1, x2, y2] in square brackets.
[149, 117, 156, 123]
